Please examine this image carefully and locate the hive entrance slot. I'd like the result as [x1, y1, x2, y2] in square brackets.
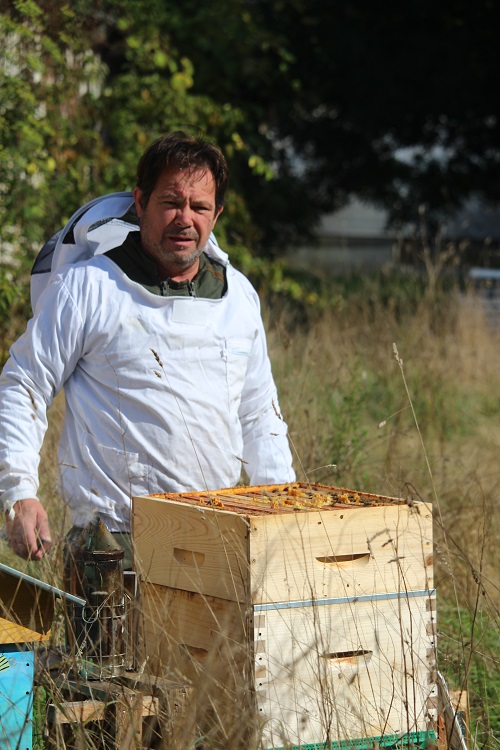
[315, 552, 370, 566]
[180, 643, 208, 661]
[173, 548, 205, 567]
[322, 649, 373, 666]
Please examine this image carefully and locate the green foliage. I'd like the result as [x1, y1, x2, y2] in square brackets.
[439, 601, 500, 743]
[0, 267, 18, 318]
[32, 686, 47, 750]
[325, 361, 369, 486]
[0, 265, 30, 366]
[0, 267, 17, 363]
[2, 0, 500, 278]
[166, 0, 500, 235]
[0, 2, 109, 257]
[0, 0, 282, 275]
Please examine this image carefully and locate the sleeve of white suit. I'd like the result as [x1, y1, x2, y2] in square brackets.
[0, 276, 85, 510]
[237, 292, 295, 485]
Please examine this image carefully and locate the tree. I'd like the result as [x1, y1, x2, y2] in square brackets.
[2, 0, 500, 266]
[164, 0, 500, 239]
[0, 0, 261, 269]
[0, 0, 294, 354]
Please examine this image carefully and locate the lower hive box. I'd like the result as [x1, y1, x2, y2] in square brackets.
[132, 483, 437, 749]
[255, 593, 435, 746]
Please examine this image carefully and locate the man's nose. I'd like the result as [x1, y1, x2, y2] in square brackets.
[173, 204, 193, 225]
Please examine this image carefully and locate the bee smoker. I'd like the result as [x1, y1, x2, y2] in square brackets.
[64, 517, 129, 679]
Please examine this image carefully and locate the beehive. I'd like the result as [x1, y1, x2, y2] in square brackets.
[0, 564, 55, 645]
[132, 483, 437, 749]
[0, 645, 34, 750]
[0, 562, 87, 750]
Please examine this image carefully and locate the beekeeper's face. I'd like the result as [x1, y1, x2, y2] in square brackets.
[134, 166, 222, 281]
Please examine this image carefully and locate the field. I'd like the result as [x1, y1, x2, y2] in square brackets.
[1, 269, 499, 747]
[268, 275, 500, 746]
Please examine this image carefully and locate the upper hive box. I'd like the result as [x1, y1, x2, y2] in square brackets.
[132, 482, 433, 606]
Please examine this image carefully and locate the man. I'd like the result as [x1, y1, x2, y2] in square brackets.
[0, 131, 295, 561]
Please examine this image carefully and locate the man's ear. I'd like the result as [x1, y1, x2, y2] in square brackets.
[133, 187, 145, 218]
[213, 205, 224, 226]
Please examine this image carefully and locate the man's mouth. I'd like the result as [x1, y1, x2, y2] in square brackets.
[166, 233, 198, 247]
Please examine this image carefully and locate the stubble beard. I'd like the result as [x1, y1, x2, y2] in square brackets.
[159, 240, 203, 272]
[142, 226, 203, 277]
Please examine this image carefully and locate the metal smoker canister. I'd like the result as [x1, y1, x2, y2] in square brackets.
[64, 518, 128, 679]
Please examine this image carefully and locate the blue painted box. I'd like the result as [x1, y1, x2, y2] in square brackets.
[0, 644, 34, 750]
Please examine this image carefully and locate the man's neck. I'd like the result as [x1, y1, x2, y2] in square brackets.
[144, 253, 201, 283]
[105, 234, 226, 298]
[163, 261, 200, 283]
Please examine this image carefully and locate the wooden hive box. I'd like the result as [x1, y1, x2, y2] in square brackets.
[0, 563, 56, 645]
[132, 483, 437, 749]
[0, 563, 87, 750]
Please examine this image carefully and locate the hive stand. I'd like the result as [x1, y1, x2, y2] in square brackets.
[38, 568, 192, 749]
[43, 664, 191, 750]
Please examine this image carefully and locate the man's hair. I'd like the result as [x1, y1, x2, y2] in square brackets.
[136, 131, 229, 211]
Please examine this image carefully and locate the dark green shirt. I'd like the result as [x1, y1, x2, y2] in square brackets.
[105, 231, 227, 299]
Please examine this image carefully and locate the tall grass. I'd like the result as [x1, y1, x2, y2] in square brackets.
[269, 274, 500, 745]
[1, 269, 499, 747]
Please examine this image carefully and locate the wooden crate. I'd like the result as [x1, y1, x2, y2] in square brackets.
[0, 563, 87, 750]
[44, 670, 192, 749]
[0, 563, 55, 644]
[132, 483, 436, 748]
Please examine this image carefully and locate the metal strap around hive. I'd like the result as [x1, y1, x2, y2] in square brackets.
[253, 588, 436, 612]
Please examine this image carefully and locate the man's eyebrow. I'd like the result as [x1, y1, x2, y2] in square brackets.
[155, 191, 214, 206]
[156, 191, 180, 199]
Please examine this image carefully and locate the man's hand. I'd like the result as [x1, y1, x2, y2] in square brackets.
[5, 498, 52, 560]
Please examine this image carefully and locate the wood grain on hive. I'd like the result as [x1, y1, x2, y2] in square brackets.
[132, 483, 436, 748]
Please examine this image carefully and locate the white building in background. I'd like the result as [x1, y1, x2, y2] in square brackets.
[287, 198, 398, 276]
[287, 196, 500, 277]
